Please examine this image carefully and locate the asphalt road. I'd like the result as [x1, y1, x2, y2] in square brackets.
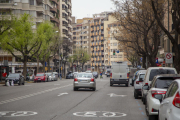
[0, 76, 148, 120]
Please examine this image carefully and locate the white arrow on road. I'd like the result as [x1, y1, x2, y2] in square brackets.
[58, 92, 68, 96]
[107, 93, 127, 97]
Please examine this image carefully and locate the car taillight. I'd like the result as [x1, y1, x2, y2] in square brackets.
[74, 78, 78, 81]
[110, 73, 112, 77]
[151, 90, 166, 98]
[145, 83, 148, 85]
[172, 92, 180, 108]
[136, 81, 143, 84]
[127, 73, 129, 78]
[91, 78, 94, 82]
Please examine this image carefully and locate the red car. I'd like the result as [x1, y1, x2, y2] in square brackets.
[34, 73, 47, 82]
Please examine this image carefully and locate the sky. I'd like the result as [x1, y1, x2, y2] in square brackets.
[72, 0, 115, 20]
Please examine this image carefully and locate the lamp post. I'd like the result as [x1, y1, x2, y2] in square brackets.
[56, 31, 62, 80]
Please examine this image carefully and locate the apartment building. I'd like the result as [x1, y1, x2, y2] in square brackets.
[104, 22, 131, 68]
[72, 17, 92, 71]
[0, 0, 72, 73]
[90, 12, 112, 72]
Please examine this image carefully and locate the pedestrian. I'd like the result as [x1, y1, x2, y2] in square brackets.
[100, 72, 103, 79]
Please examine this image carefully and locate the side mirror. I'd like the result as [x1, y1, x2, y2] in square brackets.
[154, 94, 163, 102]
[139, 78, 143, 81]
[143, 85, 149, 90]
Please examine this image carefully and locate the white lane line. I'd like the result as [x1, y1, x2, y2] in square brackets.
[0, 84, 72, 105]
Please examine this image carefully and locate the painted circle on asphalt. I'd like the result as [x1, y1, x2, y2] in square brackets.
[73, 111, 127, 117]
[0, 111, 38, 117]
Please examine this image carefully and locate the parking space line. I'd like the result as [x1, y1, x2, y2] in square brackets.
[0, 84, 72, 105]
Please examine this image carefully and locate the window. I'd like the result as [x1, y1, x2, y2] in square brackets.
[111, 43, 112, 46]
[30, 0, 34, 5]
[113, 43, 117, 46]
[167, 83, 178, 97]
[111, 49, 112, 52]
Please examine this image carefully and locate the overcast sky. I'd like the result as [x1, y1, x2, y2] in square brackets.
[72, 0, 115, 20]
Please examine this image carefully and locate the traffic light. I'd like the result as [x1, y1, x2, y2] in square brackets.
[113, 50, 115, 55]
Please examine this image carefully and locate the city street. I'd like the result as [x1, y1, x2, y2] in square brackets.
[0, 76, 147, 120]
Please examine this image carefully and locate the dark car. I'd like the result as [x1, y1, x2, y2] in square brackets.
[92, 71, 98, 78]
[106, 70, 111, 77]
[66, 73, 74, 79]
[5, 73, 25, 85]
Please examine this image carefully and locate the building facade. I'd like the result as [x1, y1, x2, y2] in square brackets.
[0, 0, 72, 73]
[72, 17, 92, 71]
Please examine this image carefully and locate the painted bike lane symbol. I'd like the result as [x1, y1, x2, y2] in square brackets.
[73, 111, 127, 118]
[0, 111, 38, 117]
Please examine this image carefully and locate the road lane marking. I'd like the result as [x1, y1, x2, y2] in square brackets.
[107, 93, 127, 97]
[0, 84, 72, 105]
[57, 92, 68, 96]
[73, 111, 127, 118]
[0, 111, 37, 117]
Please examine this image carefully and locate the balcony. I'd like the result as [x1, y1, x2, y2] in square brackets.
[91, 28, 93, 31]
[45, 10, 53, 18]
[94, 58, 96, 61]
[101, 26, 104, 29]
[101, 37, 104, 40]
[62, 8, 68, 14]
[91, 38, 94, 41]
[67, 1, 72, 6]
[62, 0, 68, 6]
[44, 0, 53, 8]
[96, 53, 98, 56]
[36, 5, 44, 12]
[97, 27, 99, 30]
[50, 7, 57, 13]
[51, 0, 58, 4]
[93, 53, 95, 56]
[50, 17, 59, 23]
[36, 16, 44, 22]
[93, 63, 95, 66]
[91, 58, 93, 61]
[62, 17, 68, 23]
[96, 42, 98, 45]
[99, 32, 101, 35]
[96, 63, 98, 66]
[101, 47, 103, 50]
[68, 8, 72, 14]
[99, 42, 101, 46]
[91, 23, 94, 26]
[68, 24, 72, 28]
[99, 53, 101, 55]
[68, 16, 72, 21]
[0, 1, 13, 9]
[96, 32, 98, 35]
[94, 37, 96, 41]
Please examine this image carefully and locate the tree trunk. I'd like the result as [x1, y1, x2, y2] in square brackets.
[148, 54, 157, 67]
[22, 56, 27, 85]
[37, 57, 39, 73]
[173, 44, 180, 73]
[48, 58, 50, 72]
[42, 61, 45, 73]
[142, 55, 146, 69]
[63, 62, 66, 77]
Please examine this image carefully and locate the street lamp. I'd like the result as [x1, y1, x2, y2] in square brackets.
[56, 31, 62, 79]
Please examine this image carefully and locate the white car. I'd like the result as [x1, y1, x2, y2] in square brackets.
[141, 67, 177, 105]
[145, 74, 180, 120]
[134, 70, 146, 99]
[159, 79, 180, 120]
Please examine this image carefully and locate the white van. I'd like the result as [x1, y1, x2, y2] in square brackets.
[110, 61, 129, 87]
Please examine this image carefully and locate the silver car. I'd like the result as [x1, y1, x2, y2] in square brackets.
[73, 72, 96, 91]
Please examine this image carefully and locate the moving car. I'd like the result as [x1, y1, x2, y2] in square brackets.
[134, 70, 146, 99]
[45, 72, 53, 81]
[66, 72, 74, 79]
[52, 72, 58, 81]
[145, 74, 180, 120]
[141, 67, 177, 104]
[73, 72, 96, 91]
[5, 73, 25, 85]
[110, 61, 129, 87]
[34, 73, 47, 82]
[106, 69, 111, 77]
[159, 79, 180, 120]
[92, 71, 98, 78]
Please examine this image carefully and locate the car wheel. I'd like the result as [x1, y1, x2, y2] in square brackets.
[126, 83, 128, 87]
[143, 96, 146, 105]
[145, 101, 149, 116]
[74, 88, 78, 91]
[134, 91, 138, 99]
[148, 115, 157, 120]
[110, 83, 113, 86]
[92, 88, 96, 91]
[22, 82, 25, 85]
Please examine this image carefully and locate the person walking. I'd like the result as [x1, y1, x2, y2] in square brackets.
[100, 72, 103, 79]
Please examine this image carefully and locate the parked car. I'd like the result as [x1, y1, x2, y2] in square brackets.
[141, 67, 177, 105]
[145, 74, 180, 120]
[5, 73, 25, 85]
[134, 70, 146, 99]
[73, 72, 96, 91]
[92, 71, 98, 78]
[52, 72, 58, 81]
[110, 61, 129, 87]
[34, 73, 47, 82]
[106, 69, 111, 77]
[129, 68, 137, 85]
[73, 72, 78, 78]
[85, 71, 92, 73]
[66, 73, 74, 79]
[159, 79, 180, 120]
[45, 72, 53, 82]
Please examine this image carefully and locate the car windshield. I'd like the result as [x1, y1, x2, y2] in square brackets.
[92, 72, 97, 74]
[139, 74, 145, 79]
[36, 74, 44, 76]
[77, 73, 92, 78]
[149, 69, 175, 81]
[155, 77, 178, 88]
[8, 74, 19, 77]
[46, 73, 52, 76]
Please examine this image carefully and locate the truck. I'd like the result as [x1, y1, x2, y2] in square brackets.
[110, 61, 129, 87]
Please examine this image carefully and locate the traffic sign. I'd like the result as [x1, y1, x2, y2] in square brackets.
[165, 53, 173, 63]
